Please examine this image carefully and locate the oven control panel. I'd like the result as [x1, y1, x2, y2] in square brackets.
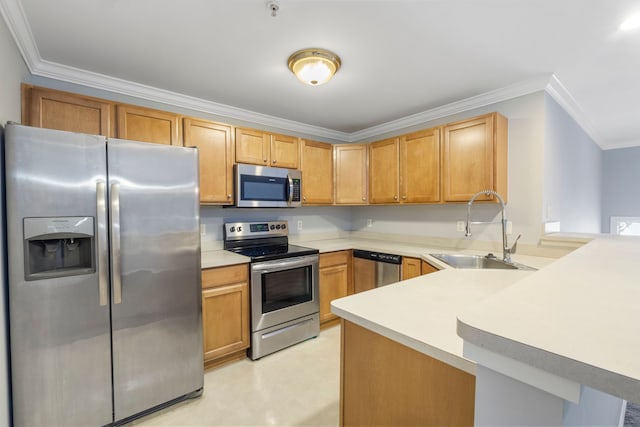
[224, 220, 288, 240]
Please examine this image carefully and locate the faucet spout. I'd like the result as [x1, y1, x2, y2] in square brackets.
[465, 189, 514, 263]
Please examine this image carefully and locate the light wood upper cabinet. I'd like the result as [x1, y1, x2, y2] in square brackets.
[442, 112, 508, 203]
[22, 85, 114, 137]
[183, 118, 234, 205]
[319, 251, 352, 326]
[369, 128, 440, 205]
[235, 127, 299, 169]
[400, 128, 441, 203]
[270, 133, 299, 169]
[300, 139, 334, 205]
[369, 138, 400, 204]
[335, 144, 368, 205]
[201, 264, 250, 368]
[235, 127, 269, 165]
[117, 104, 181, 145]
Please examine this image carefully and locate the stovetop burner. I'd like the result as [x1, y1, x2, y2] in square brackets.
[223, 221, 319, 262]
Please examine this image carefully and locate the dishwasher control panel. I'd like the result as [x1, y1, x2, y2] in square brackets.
[353, 249, 402, 264]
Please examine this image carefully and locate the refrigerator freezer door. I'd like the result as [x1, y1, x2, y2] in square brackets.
[107, 139, 203, 421]
[4, 125, 113, 426]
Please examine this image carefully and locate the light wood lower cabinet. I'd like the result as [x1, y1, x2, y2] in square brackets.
[401, 256, 422, 280]
[201, 264, 250, 369]
[319, 251, 353, 328]
[421, 260, 439, 275]
[341, 320, 475, 426]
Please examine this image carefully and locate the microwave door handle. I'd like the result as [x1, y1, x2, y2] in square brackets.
[287, 173, 294, 206]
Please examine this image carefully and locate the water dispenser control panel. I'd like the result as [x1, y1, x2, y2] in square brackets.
[23, 216, 95, 281]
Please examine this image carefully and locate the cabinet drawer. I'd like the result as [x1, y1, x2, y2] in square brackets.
[202, 264, 249, 289]
[319, 250, 351, 268]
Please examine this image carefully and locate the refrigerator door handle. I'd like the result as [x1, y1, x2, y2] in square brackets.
[96, 180, 108, 306]
[110, 182, 122, 304]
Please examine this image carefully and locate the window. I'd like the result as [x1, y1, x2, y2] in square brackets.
[610, 217, 640, 236]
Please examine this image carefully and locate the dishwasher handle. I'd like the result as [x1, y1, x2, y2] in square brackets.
[353, 249, 402, 264]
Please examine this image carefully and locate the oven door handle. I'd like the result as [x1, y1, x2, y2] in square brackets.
[251, 255, 317, 274]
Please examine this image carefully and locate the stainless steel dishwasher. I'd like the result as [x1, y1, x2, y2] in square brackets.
[353, 249, 402, 293]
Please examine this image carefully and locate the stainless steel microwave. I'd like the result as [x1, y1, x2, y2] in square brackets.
[234, 163, 302, 208]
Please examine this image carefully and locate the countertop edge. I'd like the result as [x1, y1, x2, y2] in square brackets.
[333, 304, 475, 375]
[456, 315, 640, 403]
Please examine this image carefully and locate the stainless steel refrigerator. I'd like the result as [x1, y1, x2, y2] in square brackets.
[4, 124, 204, 426]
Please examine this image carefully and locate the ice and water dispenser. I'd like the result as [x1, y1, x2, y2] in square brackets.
[23, 216, 95, 280]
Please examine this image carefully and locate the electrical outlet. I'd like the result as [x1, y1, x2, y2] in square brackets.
[506, 221, 513, 235]
[366, 219, 373, 228]
[297, 220, 303, 230]
[457, 221, 465, 232]
[200, 224, 206, 236]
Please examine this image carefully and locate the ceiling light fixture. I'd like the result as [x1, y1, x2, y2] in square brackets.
[620, 13, 640, 30]
[287, 48, 341, 86]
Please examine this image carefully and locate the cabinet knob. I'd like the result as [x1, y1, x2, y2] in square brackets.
[362, 197, 366, 201]
[394, 195, 398, 200]
[303, 197, 306, 201]
[263, 159, 267, 162]
[272, 160, 276, 164]
[227, 194, 231, 199]
[402, 195, 406, 200]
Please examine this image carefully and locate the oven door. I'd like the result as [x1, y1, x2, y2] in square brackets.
[250, 254, 319, 332]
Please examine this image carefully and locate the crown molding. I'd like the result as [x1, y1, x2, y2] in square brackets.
[1, 0, 612, 147]
[598, 139, 640, 151]
[32, 59, 351, 141]
[544, 75, 603, 148]
[349, 74, 554, 142]
[0, 0, 39, 71]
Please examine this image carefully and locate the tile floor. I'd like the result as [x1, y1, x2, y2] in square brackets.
[131, 325, 341, 426]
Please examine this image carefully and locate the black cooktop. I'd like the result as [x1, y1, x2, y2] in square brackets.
[227, 243, 319, 262]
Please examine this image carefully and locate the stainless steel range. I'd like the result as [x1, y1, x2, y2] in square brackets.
[224, 221, 320, 360]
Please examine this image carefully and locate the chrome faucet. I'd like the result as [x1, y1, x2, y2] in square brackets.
[465, 189, 520, 263]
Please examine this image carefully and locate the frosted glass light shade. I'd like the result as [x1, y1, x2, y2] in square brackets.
[288, 48, 341, 86]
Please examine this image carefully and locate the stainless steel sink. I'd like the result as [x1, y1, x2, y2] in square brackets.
[429, 253, 536, 271]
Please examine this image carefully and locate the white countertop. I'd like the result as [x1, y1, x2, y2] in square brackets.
[331, 269, 534, 374]
[457, 237, 640, 404]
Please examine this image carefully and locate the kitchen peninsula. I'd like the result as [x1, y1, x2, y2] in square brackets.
[332, 237, 639, 426]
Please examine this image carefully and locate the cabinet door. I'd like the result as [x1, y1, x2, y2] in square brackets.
[270, 133, 299, 169]
[202, 282, 249, 361]
[421, 260, 439, 275]
[335, 144, 368, 204]
[400, 128, 440, 203]
[25, 86, 113, 136]
[183, 118, 234, 204]
[301, 140, 334, 205]
[117, 104, 181, 145]
[369, 138, 400, 204]
[401, 257, 422, 280]
[319, 264, 349, 324]
[235, 127, 269, 165]
[201, 265, 249, 364]
[442, 113, 505, 202]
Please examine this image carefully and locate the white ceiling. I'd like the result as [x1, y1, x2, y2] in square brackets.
[2, 0, 640, 148]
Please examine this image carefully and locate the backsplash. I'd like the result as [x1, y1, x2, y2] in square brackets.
[199, 206, 352, 250]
